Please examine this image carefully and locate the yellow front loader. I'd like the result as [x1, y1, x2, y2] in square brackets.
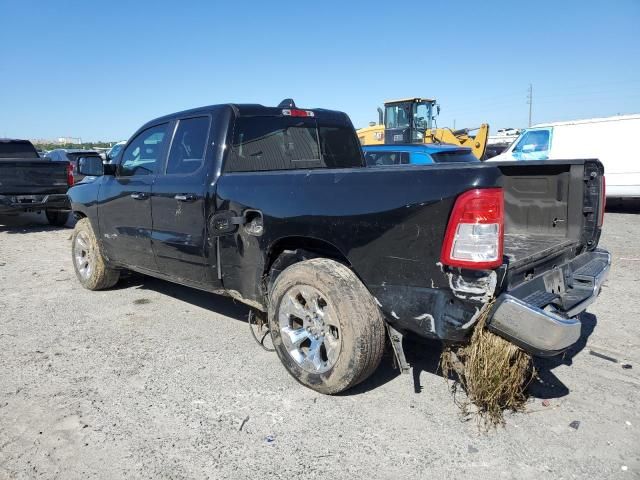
[357, 98, 490, 160]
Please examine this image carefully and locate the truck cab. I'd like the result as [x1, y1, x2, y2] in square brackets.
[383, 98, 437, 144]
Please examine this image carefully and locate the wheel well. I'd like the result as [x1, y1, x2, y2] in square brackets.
[264, 237, 350, 293]
[72, 210, 87, 220]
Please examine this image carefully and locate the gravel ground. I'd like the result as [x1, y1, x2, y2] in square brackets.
[1, 207, 639, 479]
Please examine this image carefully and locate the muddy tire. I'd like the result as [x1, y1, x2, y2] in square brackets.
[71, 218, 120, 290]
[45, 209, 69, 227]
[269, 258, 386, 394]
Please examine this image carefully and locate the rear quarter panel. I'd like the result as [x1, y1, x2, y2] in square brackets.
[215, 164, 502, 303]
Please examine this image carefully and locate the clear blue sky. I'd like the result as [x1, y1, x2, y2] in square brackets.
[1, 0, 639, 141]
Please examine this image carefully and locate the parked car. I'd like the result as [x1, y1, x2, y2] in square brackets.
[67, 100, 609, 394]
[48, 149, 102, 183]
[0, 139, 72, 225]
[363, 144, 478, 166]
[489, 114, 640, 198]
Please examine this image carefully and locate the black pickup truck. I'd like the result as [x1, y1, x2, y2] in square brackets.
[0, 139, 72, 225]
[67, 101, 610, 394]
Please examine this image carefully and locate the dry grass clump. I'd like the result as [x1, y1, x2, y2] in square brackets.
[440, 306, 536, 429]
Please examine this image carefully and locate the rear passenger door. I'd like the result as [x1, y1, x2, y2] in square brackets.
[151, 115, 216, 286]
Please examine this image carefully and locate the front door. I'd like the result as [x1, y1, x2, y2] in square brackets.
[98, 123, 170, 272]
[151, 115, 217, 286]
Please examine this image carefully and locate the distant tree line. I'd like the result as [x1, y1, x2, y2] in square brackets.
[33, 141, 118, 151]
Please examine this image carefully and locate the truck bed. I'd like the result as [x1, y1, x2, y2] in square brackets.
[499, 160, 603, 274]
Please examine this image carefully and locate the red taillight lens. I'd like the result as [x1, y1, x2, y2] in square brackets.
[598, 176, 606, 227]
[441, 188, 504, 269]
[67, 162, 74, 187]
[282, 108, 315, 117]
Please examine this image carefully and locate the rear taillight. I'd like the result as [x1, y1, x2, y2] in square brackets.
[598, 176, 606, 227]
[67, 162, 74, 187]
[441, 188, 504, 269]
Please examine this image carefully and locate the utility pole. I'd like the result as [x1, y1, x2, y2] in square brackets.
[527, 84, 533, 127]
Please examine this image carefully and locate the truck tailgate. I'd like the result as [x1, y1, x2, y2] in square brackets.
[0, 160, 69, 195]
[497, 159, 604, 287]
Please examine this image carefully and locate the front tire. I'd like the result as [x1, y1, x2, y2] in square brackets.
[46, 209, 69, 227]
[269, 258, 386, 394]
[71, 218, 120, 290]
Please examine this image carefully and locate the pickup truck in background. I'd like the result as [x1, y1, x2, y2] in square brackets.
[0, 139, 72, 225]
[67, 100, 609, 394]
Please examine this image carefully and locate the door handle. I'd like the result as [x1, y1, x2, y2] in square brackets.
[174, 194, 197, 202]
[130, 192, 149, 200]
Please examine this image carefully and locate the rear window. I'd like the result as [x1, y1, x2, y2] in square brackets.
[0, 141, 39, 159]
[225, 116, 363, 172]
[430, 150, 478, 163]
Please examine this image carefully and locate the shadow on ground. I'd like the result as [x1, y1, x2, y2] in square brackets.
[528, 312, 598, 399]
[605, 198, 640, 214]
[106, 272, 600, 399]
[117, 273, 251, 322]
[0, 212, 74, 233]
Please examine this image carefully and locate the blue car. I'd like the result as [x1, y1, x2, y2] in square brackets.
[363, 144, 479, 166]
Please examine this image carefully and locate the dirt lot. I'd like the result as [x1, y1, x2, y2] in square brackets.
[1, 207, 639, 479]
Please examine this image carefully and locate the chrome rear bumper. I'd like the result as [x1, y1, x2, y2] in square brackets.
[488, 249, 611, 356]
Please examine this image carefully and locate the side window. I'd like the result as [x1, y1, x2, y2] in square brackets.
[120, 123, 169, 176]
[410, 152, 433, 164]
[363, 151, 408, 166]
[166, 116, 210, 175]
[512, 129, 551, 159]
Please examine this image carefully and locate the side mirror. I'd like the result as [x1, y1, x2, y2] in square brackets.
[78, 156, 105, 176]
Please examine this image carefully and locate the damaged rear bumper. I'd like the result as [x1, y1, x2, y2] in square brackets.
[488, 248, 611, 356]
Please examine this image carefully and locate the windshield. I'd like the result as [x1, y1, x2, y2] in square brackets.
[511, 129, 551, 160]
[413, 102, 433, 131]
[226, 117, 364, 172]
[385, 104, 411, 129]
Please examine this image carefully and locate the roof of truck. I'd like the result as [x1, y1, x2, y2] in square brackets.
[141, 103, 352, 129]
[532, 113, 640, 128]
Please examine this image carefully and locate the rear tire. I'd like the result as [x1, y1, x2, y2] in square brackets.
[71, 218, 120, 290]
[269, 258, 386, 394]
[46, 209, 69, 227]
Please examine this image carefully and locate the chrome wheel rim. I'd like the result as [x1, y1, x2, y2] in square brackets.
[278, 285, 341, 374]
[73, 231, 93, 280]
